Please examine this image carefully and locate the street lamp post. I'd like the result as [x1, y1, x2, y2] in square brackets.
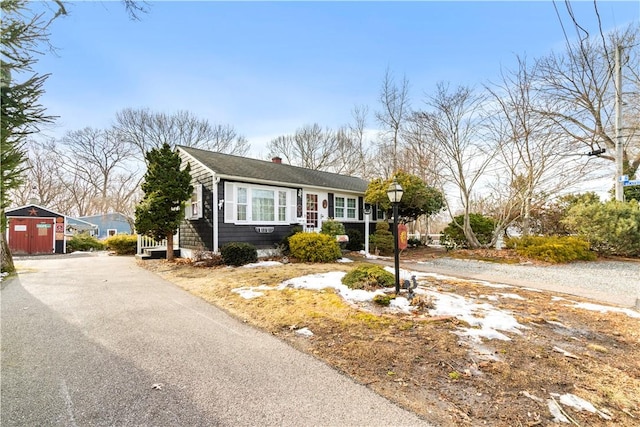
[386, 178, 404, 294]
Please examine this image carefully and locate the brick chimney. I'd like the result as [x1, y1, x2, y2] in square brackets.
[271, 156, 282, 164]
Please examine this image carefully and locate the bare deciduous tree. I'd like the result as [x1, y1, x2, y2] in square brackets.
[8, 140, 65, 207]
[268, 123, 338, 171]
[485, 57, 591, 235]
[114, 108, 250, 161]
[375, 68, 411, 173]
[416, 82, 497, 248]
[58, 127, 140, 215]
[533, 24, 639, 180]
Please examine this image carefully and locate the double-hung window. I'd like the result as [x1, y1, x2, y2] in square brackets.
[334, 196, 357, 220]
[189, 184, 203, 219]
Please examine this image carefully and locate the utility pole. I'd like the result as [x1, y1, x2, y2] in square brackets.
[614, 44, 624, 202]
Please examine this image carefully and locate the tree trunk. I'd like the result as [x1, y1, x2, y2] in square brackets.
[166, 232, 174, 261]
[462, 212, 482, 249]
[1, 231, 15, 274]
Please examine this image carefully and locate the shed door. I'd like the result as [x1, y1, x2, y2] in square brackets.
[9, 218, 54, 254]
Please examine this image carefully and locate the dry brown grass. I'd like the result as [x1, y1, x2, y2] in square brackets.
[141, 252, 640, 427]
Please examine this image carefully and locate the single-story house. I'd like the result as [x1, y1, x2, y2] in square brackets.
[66, 217, 99, 236]
[177, 146, 383, 257]
[78, 213, 133, 239]
[5, 204, 67, 254]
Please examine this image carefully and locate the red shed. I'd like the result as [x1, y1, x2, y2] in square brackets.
[5, 204, 67, 255]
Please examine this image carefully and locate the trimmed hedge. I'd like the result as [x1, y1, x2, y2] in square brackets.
[288, 232, 342, 263]
[321, 219, 345, 237]
[369, 221, 394, 256]
[104, 234, 137, 255]
[442, 213, 495, 248]
[346, 228, 363, 251]
[67, 234, 105, 252]
[221, 242, 258, 266]
[506, 236, 596, 263]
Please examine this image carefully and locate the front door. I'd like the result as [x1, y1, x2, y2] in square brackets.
[9, 218, 54, 255]
[306, 194, 318, 230]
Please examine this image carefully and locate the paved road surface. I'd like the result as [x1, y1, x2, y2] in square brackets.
[369, 256, 639, 309]
[2, 254, 429, 426]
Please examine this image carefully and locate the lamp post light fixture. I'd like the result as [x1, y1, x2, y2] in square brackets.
[386, 177, 404, 294]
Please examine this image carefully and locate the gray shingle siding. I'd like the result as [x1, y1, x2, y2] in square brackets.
[217, 179, 296, 250]
[178, 152, 214, 251]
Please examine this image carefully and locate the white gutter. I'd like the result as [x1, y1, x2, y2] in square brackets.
[213, 175, 220, 253]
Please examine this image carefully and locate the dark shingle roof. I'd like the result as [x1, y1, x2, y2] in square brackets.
[178, 146, 368, 193]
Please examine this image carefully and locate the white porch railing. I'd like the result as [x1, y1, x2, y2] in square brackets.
[136, 233, 178, 255]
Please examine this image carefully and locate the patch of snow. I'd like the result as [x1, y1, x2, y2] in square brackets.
[454, 327, 512, 342]
[546, 320, 567, 328]
[520, 391, 544, 403]
[552, 393, 612, 420]
[337, 258, 353, 263]
[280, 271, 385, 303]
[280, 272, 347, 291]
[427, 291, 527, 341]
[553, 346, 580, 359]
[547, 399, 570, 423]
[498, 293, 526, 300]
[388, 296, 413, 313]
[473, 281, 512, 289]
[0, 272, 8, 282]
[232, 284, 277, 299]
[295, 327, 314, 337]
[569, 302, 640, 319]
[242, 261, 283, 268]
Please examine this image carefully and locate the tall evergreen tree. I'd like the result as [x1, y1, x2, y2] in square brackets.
[1, 0, 66, 273]
[135, 144, 192, 261]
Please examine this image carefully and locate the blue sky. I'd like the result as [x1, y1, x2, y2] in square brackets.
[33, 1, 639, 157]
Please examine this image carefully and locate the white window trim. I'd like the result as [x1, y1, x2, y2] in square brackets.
[188, 183, 203, 220]
[333, 195, 358, 221]
[224, 182, 296, 225]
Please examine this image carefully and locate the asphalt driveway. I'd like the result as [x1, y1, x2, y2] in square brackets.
[1, 253, 429, 426]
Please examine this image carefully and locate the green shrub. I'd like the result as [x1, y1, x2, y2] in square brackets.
[345, 228, 363, 251]
[369, 221, 394, 256]
[442, 213, 495, 248]
[562, 199, 640, 257]
[220, 242, 258, 266]
[278, 225, 303, 255]
[321, 219, 345, 237]
[288, 232, 342, 262]
[506, 235, 596, 263]
[373, 294, 393, 306]
[67, 233, 105, 252]
[341, 264, 395, 289]
[407, 237, 422, 247]
[104, 234, 137, 255]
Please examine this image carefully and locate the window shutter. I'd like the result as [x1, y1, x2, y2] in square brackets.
[195, 183, 203, 219]
[358, 196, 364, 221]
[185, 200, 192, 219]
[327, 193, 334, 218]
[288, 189, 297, 223]
[224, 182, 235, 223]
